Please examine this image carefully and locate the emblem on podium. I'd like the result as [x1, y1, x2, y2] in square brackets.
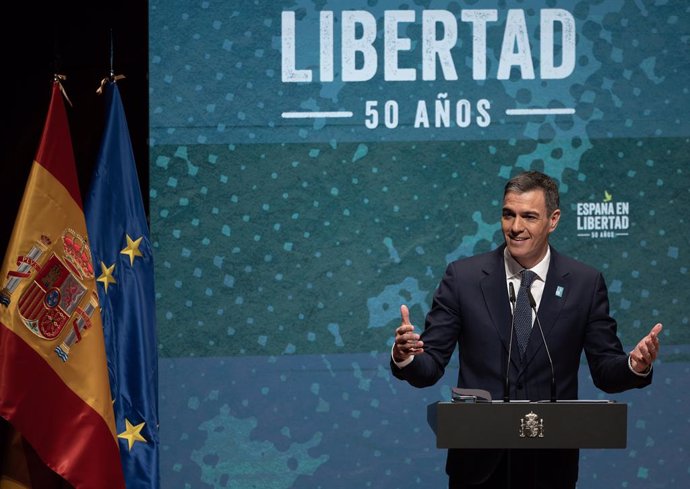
[519, 411, 544, 438]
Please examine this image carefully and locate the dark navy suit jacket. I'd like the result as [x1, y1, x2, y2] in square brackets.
[392, 245, 652, 485]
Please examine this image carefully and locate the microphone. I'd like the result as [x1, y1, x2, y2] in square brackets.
[527, 289, 556, 403]
[503, 282, 517, 402]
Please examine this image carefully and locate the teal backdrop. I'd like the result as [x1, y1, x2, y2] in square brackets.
[149, 1, 690, 487]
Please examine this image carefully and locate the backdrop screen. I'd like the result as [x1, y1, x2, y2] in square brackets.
[149, 1, 689, 487]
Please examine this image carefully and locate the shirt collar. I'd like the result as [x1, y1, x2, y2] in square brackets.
[504, 246, 551, 282]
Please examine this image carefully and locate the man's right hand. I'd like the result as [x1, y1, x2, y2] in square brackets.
[392, 305, 424, 363]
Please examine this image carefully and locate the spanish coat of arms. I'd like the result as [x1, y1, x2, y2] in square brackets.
[519, 411, 544, 438]
[1, 229, 98, 362]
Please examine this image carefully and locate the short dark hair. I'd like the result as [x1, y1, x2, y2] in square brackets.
[504, 171, 560, 215]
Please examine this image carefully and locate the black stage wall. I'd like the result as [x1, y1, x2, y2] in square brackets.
[0, 1, 148, 254]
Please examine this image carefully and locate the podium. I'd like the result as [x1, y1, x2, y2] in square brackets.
[427, 401, 627, 449]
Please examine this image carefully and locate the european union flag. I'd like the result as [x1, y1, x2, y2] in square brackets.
[85, 81, 159, 488]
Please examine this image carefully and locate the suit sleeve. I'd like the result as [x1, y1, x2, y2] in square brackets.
[583, 272, 652, 393]
[391, 263, 462, 388]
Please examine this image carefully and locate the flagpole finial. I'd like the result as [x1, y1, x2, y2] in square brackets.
[97, 29, 126, 95]
[96, 74, 127, 95]
[53, 74, 73, 107]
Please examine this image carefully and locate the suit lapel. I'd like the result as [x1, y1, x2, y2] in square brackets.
[521, 247, 571, 368]
[480, 247, 519, 369]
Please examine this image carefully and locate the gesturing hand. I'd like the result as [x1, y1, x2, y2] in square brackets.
[392, 305, 424, 363]
[629, 323, 662, 374]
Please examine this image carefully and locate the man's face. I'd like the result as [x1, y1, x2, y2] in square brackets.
[501, 189, 560, 269]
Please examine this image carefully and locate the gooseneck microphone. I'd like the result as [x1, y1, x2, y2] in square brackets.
[527, 289, 557, 403]
[503, 282, 517, 402]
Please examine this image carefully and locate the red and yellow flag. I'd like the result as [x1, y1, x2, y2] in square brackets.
[0, 81, 125, 488]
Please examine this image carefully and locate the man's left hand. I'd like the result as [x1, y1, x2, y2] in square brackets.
[629, 323, 662, 374]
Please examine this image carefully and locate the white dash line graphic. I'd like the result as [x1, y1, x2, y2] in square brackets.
[281, 111, 354, 119]
[505, 108, 576, 116]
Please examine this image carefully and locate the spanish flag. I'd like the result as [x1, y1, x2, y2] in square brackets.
[0, 81, 125, 488]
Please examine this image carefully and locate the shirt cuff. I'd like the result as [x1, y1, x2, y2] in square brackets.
[628, 354, 652, 377]
[391, 346, 414, 369]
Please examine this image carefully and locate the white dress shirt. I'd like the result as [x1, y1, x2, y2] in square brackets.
[504, 246, 550, 320]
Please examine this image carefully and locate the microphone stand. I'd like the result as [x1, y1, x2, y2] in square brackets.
[527, 290, 557, 403]
[504, 282, 517, 489]
[504, 282, 517, 402]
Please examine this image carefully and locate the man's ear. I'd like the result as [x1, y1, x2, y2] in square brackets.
[549, 209, 561, 232]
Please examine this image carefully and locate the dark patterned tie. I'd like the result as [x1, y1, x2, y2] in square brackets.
[514, 270, 537, 357]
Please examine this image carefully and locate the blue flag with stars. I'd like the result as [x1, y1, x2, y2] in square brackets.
[85, 81, 159, 488]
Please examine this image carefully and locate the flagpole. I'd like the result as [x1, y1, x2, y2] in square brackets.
[109, 28, 115, 79]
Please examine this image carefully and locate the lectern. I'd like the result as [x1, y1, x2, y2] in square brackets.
[427, 401, 627, 449]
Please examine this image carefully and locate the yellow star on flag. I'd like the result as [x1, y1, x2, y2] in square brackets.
[118, 418, 147, 451]
[97, 262, 117, 293]
[120, 234, 144, 266]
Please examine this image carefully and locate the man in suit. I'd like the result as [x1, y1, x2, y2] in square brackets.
[391, 171, 661, 488]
